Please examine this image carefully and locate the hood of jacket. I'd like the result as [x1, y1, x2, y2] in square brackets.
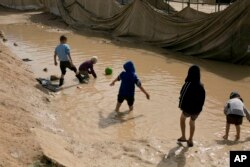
[123, 61, 136, 73]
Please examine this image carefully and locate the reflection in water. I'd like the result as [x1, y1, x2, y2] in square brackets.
[99, 111, 141, 140]
[99, 111, 142, 128]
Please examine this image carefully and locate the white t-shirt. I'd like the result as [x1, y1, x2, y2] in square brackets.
[224, 98, 245, 117]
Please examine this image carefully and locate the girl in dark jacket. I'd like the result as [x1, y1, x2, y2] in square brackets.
[178, 65, 206, 147]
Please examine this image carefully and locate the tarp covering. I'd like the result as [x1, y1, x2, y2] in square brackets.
[58, 0, 123, 19]
[0, 0, 43, 10]
[172, 6, 209, 20]
[42, 0, 60, 15]
[145, 0, 176, 12]
[0, 0, 249, 65]
[204, 0, 217, 4]
[57, 0, 250, 65]
[216, 0, 235, 4]
[117, 0, 133, 5]
[0, 0, 58, 15]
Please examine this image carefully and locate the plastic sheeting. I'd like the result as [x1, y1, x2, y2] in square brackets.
[56, 0, 250, 65]
[0, 0, 249, 65]
[145, 0, 176, 12]
[42, 0, 60, 15]
[59, 0, 123, 19]
[0, 0, 43, 10]
[0, 0, 58, 15]
[117, 0, 133, 5]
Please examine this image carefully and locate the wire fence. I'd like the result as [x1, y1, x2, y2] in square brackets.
[167, 0, 237, 13]
[116, 0, 236, 13]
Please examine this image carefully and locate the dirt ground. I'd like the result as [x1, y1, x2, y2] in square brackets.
[0, 41, 43, 166]
[0, 7, 56, 167]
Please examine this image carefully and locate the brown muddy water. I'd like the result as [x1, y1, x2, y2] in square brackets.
[1, 13, 250, 167]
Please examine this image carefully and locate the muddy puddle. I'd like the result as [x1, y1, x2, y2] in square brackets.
[1, 13, 250, 166]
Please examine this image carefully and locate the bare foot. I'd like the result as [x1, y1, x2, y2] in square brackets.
[223, 135, 228, 140]
[235, 135, 240, 141]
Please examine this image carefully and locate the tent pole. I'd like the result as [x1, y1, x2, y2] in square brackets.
[215, 0, 217, 12]
[197, 0, 199, 11]
[218, 0, 221, 12]
[188, 0, 191, 7]
[167, 0, 170, 13]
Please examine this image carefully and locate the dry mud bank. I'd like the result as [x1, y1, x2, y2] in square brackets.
[0, 42, 42, 166]
[0, 38, 62, 167]
[0, 8, 59, 167]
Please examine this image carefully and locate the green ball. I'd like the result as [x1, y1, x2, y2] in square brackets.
[105, 67, 113, 75]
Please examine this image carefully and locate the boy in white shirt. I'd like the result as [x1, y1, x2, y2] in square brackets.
[223, 92, 248, 141]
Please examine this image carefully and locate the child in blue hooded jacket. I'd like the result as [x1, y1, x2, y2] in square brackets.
[110, 61, 150, 112]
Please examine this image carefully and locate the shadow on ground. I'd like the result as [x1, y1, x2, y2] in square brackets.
[215, 136, 250, 146]
[98, 111, 143, 128]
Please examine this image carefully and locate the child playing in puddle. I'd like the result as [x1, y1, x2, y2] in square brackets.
[78, 56, 98, 80]
[223, 92, 249, 141]
[178, 65, 206, 147]
[54, 35, 83, 86]
[110, 61, 150, 112]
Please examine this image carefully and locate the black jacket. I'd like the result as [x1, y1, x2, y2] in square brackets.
[179, 82, 206, 115]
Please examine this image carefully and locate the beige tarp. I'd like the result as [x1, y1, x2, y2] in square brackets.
[58, 0, 123, 19]
[0, 0, 43, 10]
[42, 0, 60, 15]
[204, 0, 217, 4]
[172, 6, 209, 20]
[57, 0, 250, 65]
[0, 0, 60, 15]
[145, 0, 176, 12]
[1, 0, 249, 65]
[117, 0, 133, 4]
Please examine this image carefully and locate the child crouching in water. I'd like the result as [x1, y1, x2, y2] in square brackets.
[110, 61, 150, 112]
[223, 92, 249, 141]
[79, 56, 98, 80]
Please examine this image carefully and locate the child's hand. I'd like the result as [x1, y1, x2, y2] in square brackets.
[146, 93, 150, 100]
[110, 82, 115, 86]
[54, 61, 58, 66]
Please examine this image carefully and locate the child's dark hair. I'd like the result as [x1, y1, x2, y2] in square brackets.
[60, 35, 67, 42]
[230, 91, 243, 102]
[185, 65, 200, 83]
